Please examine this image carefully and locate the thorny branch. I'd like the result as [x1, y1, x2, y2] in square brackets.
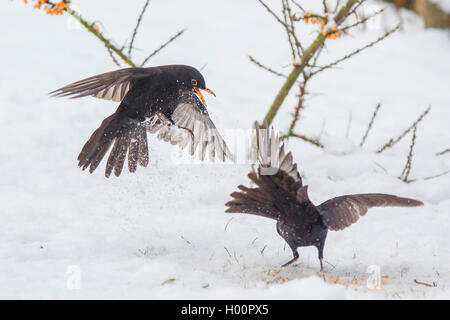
[140, 29, 186, 67]
[360, 103, 381, 147]
[310, 24, 400, 77]
[128, 0, 150, 57]
[43, 0, 184, 68]
[399, 125, 417, 183]
[254, 0, 397, 146]
[377, 106, 431, 154]
[248, 55, 287, 78]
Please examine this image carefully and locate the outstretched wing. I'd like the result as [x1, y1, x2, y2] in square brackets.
[77, 114, 149, 178]
[317, 193, 423, 231]
[50, 68, 153, 102]
[225, 122, 303, 220]
[149, 92, 232, 162]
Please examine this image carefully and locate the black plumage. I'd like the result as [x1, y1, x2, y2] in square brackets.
[225, 123, 423, 270]
[51, 64, 231, 177]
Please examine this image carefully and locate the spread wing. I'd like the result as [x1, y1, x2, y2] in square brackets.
[318, 193, 423, 231]
[75, 92, 231, 177]
[50, 68, 153, 102]
[225, 122, 303, 220]
[77, 114, 150, 178]
[149, 92, 232, 162]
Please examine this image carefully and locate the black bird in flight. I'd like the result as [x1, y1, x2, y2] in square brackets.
[51, 65, 231, 177]
[225, 123, 423, 270]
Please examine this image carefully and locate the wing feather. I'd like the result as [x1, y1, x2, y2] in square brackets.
[317, 193, 423, 231]
[225, 122, 304, 220]
[150, 92, 232, 162]
[50, 68, 152, 102]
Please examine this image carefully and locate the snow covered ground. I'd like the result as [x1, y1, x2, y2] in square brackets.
[0, 0, 449, 299]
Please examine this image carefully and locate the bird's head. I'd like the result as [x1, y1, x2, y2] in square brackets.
[173, 65, 216, 104]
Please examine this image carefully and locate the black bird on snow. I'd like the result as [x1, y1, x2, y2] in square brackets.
[51, 65, 231, 177]
[225, 123, 423, 271]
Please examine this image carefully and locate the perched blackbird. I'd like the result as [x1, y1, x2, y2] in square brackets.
[51, 65, 231, 177]
[225, 123, 423, 270]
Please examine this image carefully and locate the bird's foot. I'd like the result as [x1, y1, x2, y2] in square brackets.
[176, 125, 195, 143]
[281, 257, 299, 268]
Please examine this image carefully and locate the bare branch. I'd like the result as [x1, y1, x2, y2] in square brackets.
[256, 0, 288, 28]
[282, 132, 324, 148]
[128, 0, 150, 57]
[436, 148, 450, 156]
[347, 0, 366, 17]
[422, 170, 450, 181]
[377, 106, 431, 154]
[360, 103, 381, 147]
[399, 125, 417, 183]
[311, 24, 400, 77]
[287, 83, 309, 135]
[322, 0, 329, 13]
[281, 0, 298, 61]
[140, 29, 186, 67]
[290, 0, 306, 13]
[107, 47, 122, 67]
[414, 279, 435, 287]
[248, 55, 287, 78]
[50, 2, 137, 67]
[341, 8, 384, 33]
[284, 0, 304, 56]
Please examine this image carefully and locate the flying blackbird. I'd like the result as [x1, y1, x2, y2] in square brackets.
[51, 65, 231, 177]
[225, 123, 423, 271]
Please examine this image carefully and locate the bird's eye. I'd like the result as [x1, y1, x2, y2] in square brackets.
[191, 79, 198, 86]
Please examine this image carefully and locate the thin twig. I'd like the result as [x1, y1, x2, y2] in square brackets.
[46, 1, 183, 68]
[436, 149, 450, 156]
[257, 0, 288, 28]
[284, 0, 304, 56]
[423, 170, 450, 180]
[408, 170, 450, 183]
[360, 103, 381, 147]
[341, 8, 384, 33]
[248, 55, 287, 78]
[287, 81, 309, 135]
[140, 29, 186, 67]
[128, 0, 150, 57]
[377, 106, 431, 154]
[286, 132, 324, 148]
[311, 24, 400, 77]
[414, 279, 435, 287]
[347, 0, 366, 17]
[48, 1, 137, 67]
[291, 0, 306, 12]
[107, 47, 122, 67]
[399, 125, 417, 183]
[423, 170, 450, 181]
[224, 246, 232, 258]
[322, 0, 329, 13]
[281, 0, 298, 61]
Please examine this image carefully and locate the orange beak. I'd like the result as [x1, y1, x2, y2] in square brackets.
[194, 87, 216, 105]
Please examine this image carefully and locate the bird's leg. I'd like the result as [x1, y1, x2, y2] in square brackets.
[175, 124, 195, 143]
[281, 246, 299, 267]
[317, 245, 325, 272]
[148, 113, 194, 142]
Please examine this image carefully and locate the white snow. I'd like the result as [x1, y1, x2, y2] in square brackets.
[0, 0, 449, 299]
